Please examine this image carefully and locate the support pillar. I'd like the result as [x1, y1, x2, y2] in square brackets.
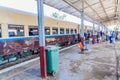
[92, 21, 95, 35]
[92, 20, 95, 44]
[81, 13, 84, 38]
[102, 26, 104, 32]
[80, 12, 85, 53]
[80, 0, 85, 54]
[98, 23, 100, 32]
[97, 23, 101, 43]
[105, 27, 108, 41]
[104, 27, 105, 33]
[100, 24, 102, 32]
[37, 0, 47, 78]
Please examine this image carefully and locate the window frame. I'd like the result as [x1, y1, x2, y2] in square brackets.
[60, 28, 64, 34]
[28, 25, 38, 36]
[52, 27, 58, 35]
[74, 29, 77, 34]
[66, 28, 69, 34]
[45, 27, 50, 35]
[8, 24, 24, 37]
[71, 29, 73, 34]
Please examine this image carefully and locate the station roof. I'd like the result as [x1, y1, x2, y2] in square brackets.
[44, 0, 120, 26]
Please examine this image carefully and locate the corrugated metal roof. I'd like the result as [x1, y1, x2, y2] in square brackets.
[44, 0, 120, 26]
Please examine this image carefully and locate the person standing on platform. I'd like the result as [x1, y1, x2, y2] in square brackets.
[111, 31, 116, 43]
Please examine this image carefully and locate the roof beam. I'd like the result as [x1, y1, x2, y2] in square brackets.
[63, 0, 97, 22]
[115, 0, 119, 17]
[79, 0, 106, 12]
[99, 0, 109, 20]
[101, 16, 118, 22]
[60, 0, 81, 11]
[69, 11, 78, 14]
[84, 0, 102, 20]
[91, 6, 115, 15]
[61, 0, 101, 12]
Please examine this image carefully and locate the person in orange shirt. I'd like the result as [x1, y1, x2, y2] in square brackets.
[78, 42, 84, 49]
[78, 37, 85, 54]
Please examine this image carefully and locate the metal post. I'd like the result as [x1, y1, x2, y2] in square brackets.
[92, 20, 95, 35]
[102, 26, 103, 32]
[106, 27, 108, 32]
[99, 24, 101, 31]
[104, 26, 106, 33]
[98, 23, 100, 32]
[81, 0, 84, 37]
[81, 13, 84, 37]
[105, 27, 107, 32]
[103, 26, 105, 32]
[79, 0, 85, 54]
[37, 0, 47, 78]
[92, 20, 95, 44]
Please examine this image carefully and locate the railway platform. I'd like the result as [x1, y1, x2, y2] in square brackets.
[0, 41, 120, 80]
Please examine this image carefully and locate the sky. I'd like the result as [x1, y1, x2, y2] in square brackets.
[0, 0, 104, 28]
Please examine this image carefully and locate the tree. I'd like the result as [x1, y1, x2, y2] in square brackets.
[114, 25, 120, 31]
[51, 12, 59, 19]
[51, 12, 67, 20]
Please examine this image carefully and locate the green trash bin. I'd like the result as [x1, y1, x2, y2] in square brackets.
[46, 45, 60, 76]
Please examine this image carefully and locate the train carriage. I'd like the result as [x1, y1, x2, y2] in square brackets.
[0, 7, 80, 64]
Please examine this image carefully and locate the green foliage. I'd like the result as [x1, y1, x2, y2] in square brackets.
[51, 12, 67, 20]
[114, 25, 120, 31]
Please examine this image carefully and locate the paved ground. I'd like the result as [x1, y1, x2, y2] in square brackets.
[0, 41, 120, 80]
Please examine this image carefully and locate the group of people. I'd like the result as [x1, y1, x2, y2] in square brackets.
[78, 31, 118, 53]
[84, 31, 118, 44]
[84, 31, 102, 43]
[107, 31, 118, 43]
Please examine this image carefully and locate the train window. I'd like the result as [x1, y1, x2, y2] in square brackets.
[52, 27, 58, 35]
[0, 25, 1, 37]
[60, 28, 64, 34]
[8, 24, 24, 37]
[29, 26, 38, 36]
[75, 29, 77, 33]
[66, 28, 69, 34]
[45, 27, 50, 35]
[71, 29, 73, 34]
